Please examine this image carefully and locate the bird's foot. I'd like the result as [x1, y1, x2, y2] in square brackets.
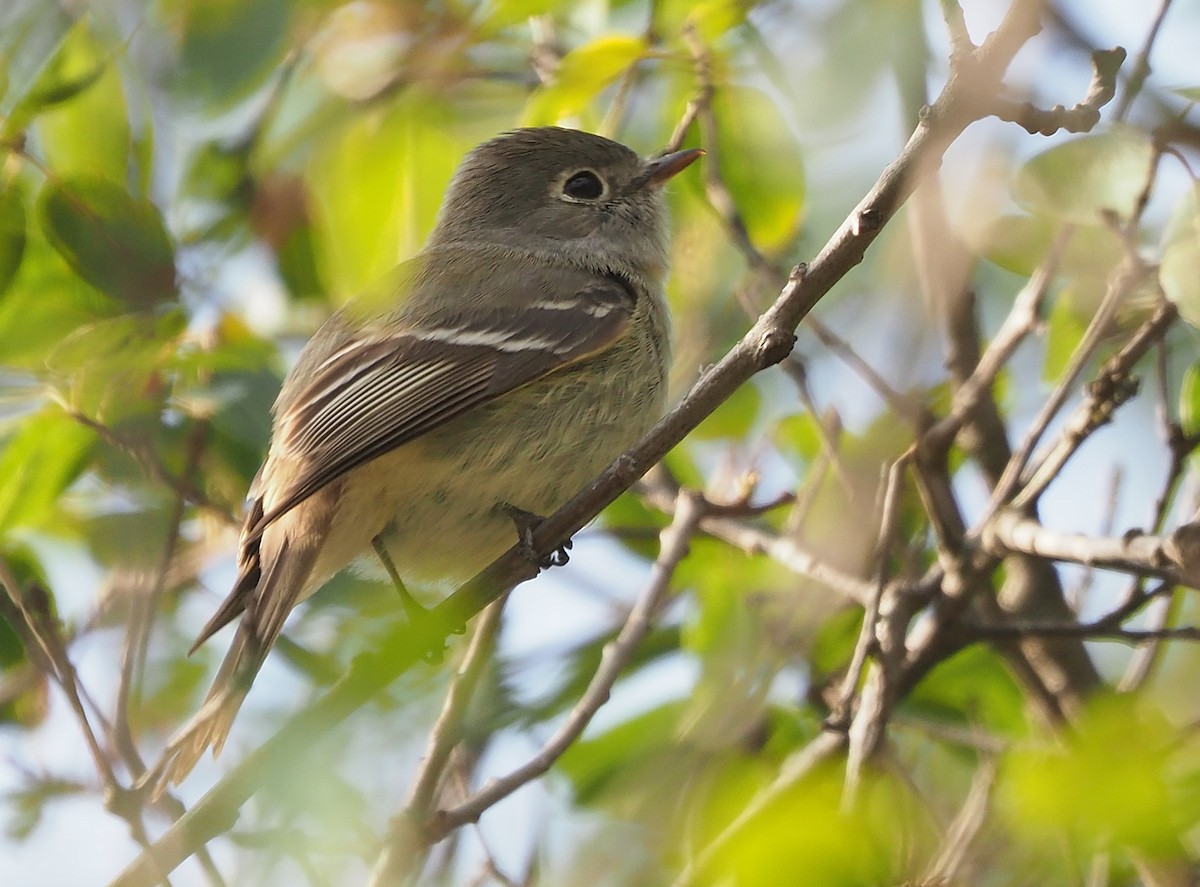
[501, 504, 572, 569]
[372, 537, 447, 663]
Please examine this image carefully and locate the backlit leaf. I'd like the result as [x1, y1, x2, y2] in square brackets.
[1002, 695, 1185, 856]
[0, 180, 27, 298]
[1180, 360, 1200, 440]
[1013, 131, 1155, 225]
[0, 407, 96, 534]
[1160, 184, 1200, 326]
[35, 24, 132, 182]
[976, 213, 1122, 282]
[308, 97, 464, 297]
[523, 35, 646, 125]
[711, 85, 805, 253]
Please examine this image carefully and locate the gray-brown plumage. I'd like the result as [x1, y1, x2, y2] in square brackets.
[150, 127, 701, 790]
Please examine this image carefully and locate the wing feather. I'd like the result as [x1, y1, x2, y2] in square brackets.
[246, 276, 635, 540]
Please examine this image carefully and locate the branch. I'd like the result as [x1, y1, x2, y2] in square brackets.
[638, 476, 876, 607]
[366, 593, 510, 886]
[1011, 295, 1179, 511]
[422, 490, 703, 842]
[992, 47, 1126, 135]
[982, 510, 1200, 585]
[113, 5, 1037, 878]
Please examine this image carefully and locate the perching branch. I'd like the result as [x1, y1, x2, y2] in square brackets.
[113, 3, 1085, 882]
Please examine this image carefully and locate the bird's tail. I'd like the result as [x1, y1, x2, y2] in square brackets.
[145, 533, 320, 797]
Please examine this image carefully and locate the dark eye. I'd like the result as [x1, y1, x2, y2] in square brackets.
[563, 170, 604, 200]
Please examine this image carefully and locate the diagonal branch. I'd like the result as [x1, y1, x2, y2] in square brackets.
[112, 4, 1047, 879]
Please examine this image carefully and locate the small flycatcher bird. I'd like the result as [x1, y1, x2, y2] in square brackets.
[155, 126, 701, 787]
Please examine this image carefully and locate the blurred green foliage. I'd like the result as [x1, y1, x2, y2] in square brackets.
[1, 1, 1199, 885]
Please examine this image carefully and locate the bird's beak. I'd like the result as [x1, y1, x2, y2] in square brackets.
[642, 147, 704, 188]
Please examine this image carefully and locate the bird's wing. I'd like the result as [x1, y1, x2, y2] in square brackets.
[246, 274, 636, 541]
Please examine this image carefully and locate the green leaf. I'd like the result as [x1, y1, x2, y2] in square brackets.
[711, 85, 806, 253]
[0, 407, 96, 534]
[34, 23, 131, 182]
[558, 700, 687, 803]
[1160, 184, 1200, 326]
[82, 507, 175, 569]
[523, 35, 646, 125]
[252, 176, 326, 300]
[0, 179, 28, 297]
[976, 213, 1123, 282]
[808, 605, 863, 678]
[676, 538, 787, 660]
[0, 544, 49, 728]
[686, 0, 750, 40]
[1043, 287, 1090, 382]
[37, 175, 176, 307]
[904, 644, 1025, 735]
[480, 0, 576, 32]
[44, 312, 184, 422]
[0, 226, 120, 368]
[1170, 86, 1200, 102]
[308, 97, 465, 297]
[13, 17, 107, 112]
[1001, 695, 1184, 855]
[1012, 131, 1155, 225]
[169, 0, 292, 109]
[0, 2, 84, 131]
[691, 379, 762, 440]
[774, 411, 825, 466]
[600, 488, 668, 560]
[705, 761, 903, 887]
[1180, 360, 1200, 440]
[523, 625, 682, 724]
[181, 140, 251, 206]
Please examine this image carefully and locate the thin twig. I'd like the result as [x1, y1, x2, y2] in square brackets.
[1113, 0, 1176, 121]
[0, 559, 173, 884]
[1011, 295, 1178, 511]
[368, 594, 510, 886]
[988, 254, 1146, 511]
[113, 0, 1047, 875]
[638, 475, 876, 606]
[922, 757, 997, 884]
[840, 454, 912, 807]
[422, 490, 706, 842]
[65, 409, 237, 526]
[830, 454, 911, 730]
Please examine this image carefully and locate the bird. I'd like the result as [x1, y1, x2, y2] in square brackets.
[150, 126, 702, 789]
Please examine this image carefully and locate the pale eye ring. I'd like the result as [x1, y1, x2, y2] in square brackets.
[562, 170, 605, 201]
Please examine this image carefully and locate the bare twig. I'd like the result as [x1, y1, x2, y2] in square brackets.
[924, 228, 1069, 452]
[638, 475, 876, 606]
[922, 758, 997, 884]
[0, 559, 173, 883]
[367, 593, 509, 886]
[1011, 295, 1178, 511]
[830, 454, 911, 732]
[1113, 0, 1176, 121]
[840, 458, 917, 810]
[113, 0, 1047, 877]
[422, 490, 705, 843]
[989, 254, 1148, 511]
[115, 421, 210, 775]
[992, 47, 1125, 136]
[981, 510, 1189, 582]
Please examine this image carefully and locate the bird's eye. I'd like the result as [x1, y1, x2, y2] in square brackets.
[562, 170, 604, 201]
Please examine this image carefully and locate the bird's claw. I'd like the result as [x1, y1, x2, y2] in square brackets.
[501, 504, 572, 569]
